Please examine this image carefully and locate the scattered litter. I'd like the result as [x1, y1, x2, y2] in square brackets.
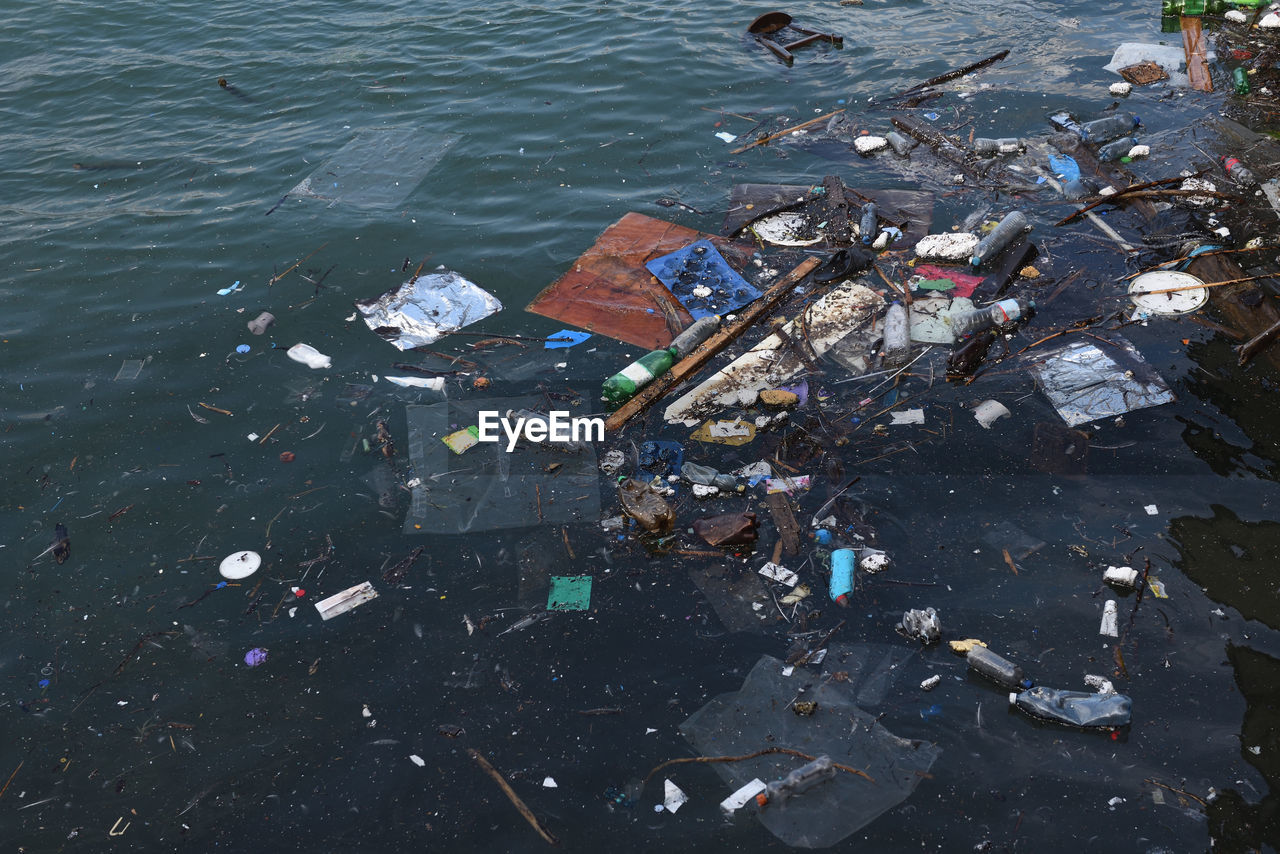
[243, 647, 268, 667]
[543, 777, 558, 788]
[920, 675, 942, 691]
[765, 475, 810, 494]
[1144, 504, 1159, 515]
[315, 581, 379, 621]
[355, 268, 502, 351]
[972, 399, 1011, 428]
[410, 755, 426, 767]
[287, 343, 331, 369]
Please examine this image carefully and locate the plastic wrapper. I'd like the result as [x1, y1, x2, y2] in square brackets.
[283, 128, 461, 209]
[356, 269, 502, 351]
[1025, 335, 1175, 427]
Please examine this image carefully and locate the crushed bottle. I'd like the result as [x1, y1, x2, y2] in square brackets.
[859, 202, 879, 246]
[758, 756, 836, 807]
[972, 137, 1025, 156]
[617, 477, 675, 533]
[680, 461, 737, 490]
[900, 607, 941, 643]
[1079, 113, 1141, 144]
[886, 131, 918, 157]
[966, 645, 1027, 688]
[945, 297, 1034, 338]
[881, 302, 910, 368]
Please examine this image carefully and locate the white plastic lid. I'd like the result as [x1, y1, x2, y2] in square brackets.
[219, 550, 262, 580]
[1129, 270, 1208, 315]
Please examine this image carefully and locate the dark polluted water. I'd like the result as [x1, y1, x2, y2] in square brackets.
[3, 0, 1280, 851]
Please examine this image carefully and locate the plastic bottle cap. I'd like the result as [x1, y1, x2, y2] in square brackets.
[1008, 692, 1018, 705]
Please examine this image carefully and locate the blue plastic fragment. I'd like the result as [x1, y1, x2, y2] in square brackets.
[217, 280, 244, 296]
[1047, 154, 1080, 182]
[244, 647, 268, 667]
[235, 344, 250, 354]
[38, 679, 50, 688]
[644, 240, 761, 320]
[923, 112, 939, 121]
[544, 329, 591, 349]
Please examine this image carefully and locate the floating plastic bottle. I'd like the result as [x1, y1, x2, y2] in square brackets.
[1079, 113, 1141, 144]
[969, 211, 1028, 267]
[287, 343, 331, 369]
[617, 478, 675, 533]
[829, 548, 856, 606]
[881, 302, 911, 367]
[1009, 686, 1132, 728]
[680, 461, 737, 490]
[669, 315, 721, 357]
[1047, 111, 1084, 136]
[760, 756, 836, 807]
[859, 202, 879, 246]
[886, 131, 917, 157]
[1222, 155, 1259, 187]
[247, 311, 275, 335]
[966, 645, 1027, 688]
[946, 297, 1034, 338]
[603, 345, 677, 405]
[1097, 136, 1139, 161]
[972, 137, 1025, 156]
[1233, 66, 1250, 95]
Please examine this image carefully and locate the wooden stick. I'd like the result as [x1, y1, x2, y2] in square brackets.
[258, 423, 281, 445]
[1236, 316, 1280, 366]
[642, 746, 873, 786]
[892, 49, 1011, 98]
[731, 110, 844, 154]
[269, 241, 330, 286]
[1055, 175, 1204, 226]
[604, 256, 820, 432]
[0, 761, 22, 800]
[1132, 273, 1275, 296]
[468, 749, 559, 846]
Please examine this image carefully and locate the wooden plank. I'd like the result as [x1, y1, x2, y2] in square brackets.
[1182, 16, 1213, 93]
[525, 212, 754, 350]
[765, 492, 802, 557]
[604, 256, 820, 432]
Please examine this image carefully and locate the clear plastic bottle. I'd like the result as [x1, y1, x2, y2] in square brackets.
[1047, 111, 1084, 136]
[669, 315, 721, 357]
[966, 645, 1026, 688]
[1222, 155, 1259, 187]
[886, 131, 917, 157]
[970, 211, 1028, 267]
[946, 297, 1034, 337]
[680, 461, 736, 490]
[1079, 113, 1141, 144]
[1009, 686, 1132, 728]
[972, 137, 1025, 156]
[761, 756, 836, 806]
[1097, 136, 1139, 161]
[881, 302, 910, 367]
[859, 202, 879, 246]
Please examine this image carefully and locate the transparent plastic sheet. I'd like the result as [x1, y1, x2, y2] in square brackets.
[680, 643, 941, 848]
[1025, 335, 1175, 426]
[403, 398, 600, 534]
[284, 128, 462, 209]
[355, 268, 503, 350]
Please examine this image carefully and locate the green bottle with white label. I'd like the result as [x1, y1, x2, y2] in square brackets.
[602, 346, 678, 405]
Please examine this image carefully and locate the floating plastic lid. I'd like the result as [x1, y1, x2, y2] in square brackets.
[1129, 270, 1208, 315]
[219, 550, 261, 580]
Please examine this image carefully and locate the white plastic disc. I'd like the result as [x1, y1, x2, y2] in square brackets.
[750, 212, 824, 247]
[219, 550, 262, 580]
[1129, 271, 1208, 315]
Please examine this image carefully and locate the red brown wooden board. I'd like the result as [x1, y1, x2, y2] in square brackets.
[525, 212, 756, 350]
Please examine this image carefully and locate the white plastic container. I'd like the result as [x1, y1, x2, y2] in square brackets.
[287, 343, 332, 369]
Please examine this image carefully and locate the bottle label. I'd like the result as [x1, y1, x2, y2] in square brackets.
[993, 298, 1020, 323]
[618, 362, 656, 386]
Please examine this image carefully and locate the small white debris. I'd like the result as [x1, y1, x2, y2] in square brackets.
[1099, 185, 1117, 196]
[1108, 796, 1126, 808]
[759, 562, 799, 587]
[1127, 144, 1149, 159]
[915, 232, 979, 261]
[920, 675, 942, 691]
[1084, 674, 1116, 696]
[872, 230, 889, 250]
[860, 551, 890, 573]
[1100, 599, 1119, 637]
[409, 754, 426, 767]
[1260, 10, 1280, 27]
[1226, 8, 1248, 21]
[1109, 81, 1132, 96]
[889, 408, 925, 425]
[362, 704, 372, 718]
[543, 777, 559, 787]
[663, 779, 688, 813]
[973, 399, 1011, 428]
[692, 285, 713, 298]
[691, 483, 720, 499]
[646, 727, 658, 735]
[247, 433, 260, 442]
[1103, 566, 1139, 588]
[854, 135, 888, 155]
[1144, 504, 1158, 515]
[1248, 745, 1262, 755]
[715, 131, 737, 143]
[720, 778, 767, 814]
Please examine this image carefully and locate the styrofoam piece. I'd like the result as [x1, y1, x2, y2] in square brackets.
[1109, 81, 1132, 96]
[1104, 566, 1139, 587]
[287, 343, 332, 369]
[384, 375, 445, 390]
[915, 232, 980, 261]
[759, 562, 799, 587]
[1100, 599, 1119, 637]
[315, 581, 379, 620]
[219, 550, 261, 580]
[855, 135, 888, 155]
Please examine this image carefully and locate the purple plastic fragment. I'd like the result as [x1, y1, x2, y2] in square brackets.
[244, 647, 268, 667]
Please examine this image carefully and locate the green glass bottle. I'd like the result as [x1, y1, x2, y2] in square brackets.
[602, 346, 677, 405]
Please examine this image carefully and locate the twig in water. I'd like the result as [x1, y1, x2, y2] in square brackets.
[468, 749, 559, 845]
